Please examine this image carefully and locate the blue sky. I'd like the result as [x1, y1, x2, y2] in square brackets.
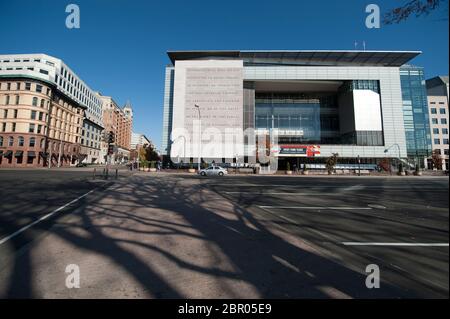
[0, 0, 448, 149]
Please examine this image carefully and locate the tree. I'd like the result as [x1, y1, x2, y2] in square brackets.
[325, 153, 339, 175]
[431, 149, 443, 170]
[383, 0, 448, 24]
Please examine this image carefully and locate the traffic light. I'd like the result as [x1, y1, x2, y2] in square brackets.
[108, 131, 115, 144]
[108, 144, 114, 155]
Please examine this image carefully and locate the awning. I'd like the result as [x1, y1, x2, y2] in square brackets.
[3, 150, 12, 157]
[28, 151, 36, 157]
[14, 150, 23, 157]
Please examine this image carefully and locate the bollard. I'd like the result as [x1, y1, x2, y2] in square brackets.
[115, 168, 118, 179]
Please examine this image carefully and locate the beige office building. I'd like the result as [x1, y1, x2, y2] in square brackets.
[426, 76, 449, 170]
[98, 94, 133, 163]
[0, 78, 84, 167]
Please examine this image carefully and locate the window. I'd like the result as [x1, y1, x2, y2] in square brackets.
[3, 109, 7, 118]
[0, 136, 3, 146]
[443, 128, 449, 135]
[15, 95, 19, 105]
[442, 119, 448, 125]
[18, 136, 24, 146]
[431, 108, 437, 114]
[5, 95, 10, 105]
[36, 85, 42, 93]
[27, 156, 34, 164]
[2, 123, 5, 132]
[37, 125, 42, 134]
[8, 136, 14, 146]
[13, 109, 17, 118]
[445, 149, 449, 156]
[432, 118, 438, 124]
[32, 97, 38, 106]
[29, 123, 35, 133]
[25, 83, 31, 90]
[16, 82, 21, 90]
[433, 128, 439, 134]
[31, 110, 36, 120]
[444, 139, 449, 145]
[440, 108, 447, 115]
[38, 112, 43, 121]
[29, 137, 35, 147]
[434, 138, 441, 145]
[7, 83, 11, 90]
[39, 69, 49, 75]
[40, 99, 45, 108]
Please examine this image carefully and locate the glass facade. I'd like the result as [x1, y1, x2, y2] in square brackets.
[254, 80, 383, 146]
[255, 93, 336, 144]
[400, 65, 432, 160]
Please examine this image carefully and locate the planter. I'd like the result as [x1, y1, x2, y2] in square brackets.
[398, 171, 406, 176]
[149, 168, 157, 172]
[144, 167, 149, 172]
[188, 168, 196, 173]
[302, 171, 309, 175]
[286, 170, 293, 175]
[414, 171, 422, 176]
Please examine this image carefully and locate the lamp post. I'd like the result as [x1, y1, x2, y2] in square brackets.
[357, 155, 361, 176]
[384, 143, 401, 173]
[194, 104, 201, 172]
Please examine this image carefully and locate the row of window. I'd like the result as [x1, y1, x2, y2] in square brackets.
[0, 82, 51, 95]
[430, 101, 446, 105]
[431, 118, 448, 125]
[434, 138, 450, 145]
[1, 122, 45, 134]
[2, 109, 48, 122]
[434, 149, 450, 155]
[432, 128, 449, 135]
[0, 136, 41, 147]
[430, 108, 447, 115]
[2, 95, 50, 109]
[0, 57, 54, 66]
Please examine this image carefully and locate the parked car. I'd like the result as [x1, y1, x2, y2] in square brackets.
[198, 166, 228, 176]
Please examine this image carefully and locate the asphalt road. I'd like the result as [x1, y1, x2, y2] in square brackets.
[0, 171, 448, 298]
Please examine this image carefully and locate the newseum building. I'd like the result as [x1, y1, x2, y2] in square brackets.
[162, 50, 420, 170]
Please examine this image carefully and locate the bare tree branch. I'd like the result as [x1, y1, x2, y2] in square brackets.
[383, 0, 448, 24]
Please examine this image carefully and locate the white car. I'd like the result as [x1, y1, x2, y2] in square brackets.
[199, 166, 228, 176]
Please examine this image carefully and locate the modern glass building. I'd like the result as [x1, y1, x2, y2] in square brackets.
[400, 65, 432, 166]
[162, 50, 422, 169]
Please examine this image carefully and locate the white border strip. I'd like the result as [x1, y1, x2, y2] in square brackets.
[342, 242, 449, 247]
[0, 189, 95, 246]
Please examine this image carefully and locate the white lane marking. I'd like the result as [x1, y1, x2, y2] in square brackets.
[0, 189, 95, 246]
[258, 205, 373, 210]
[342, 242, 449, 247]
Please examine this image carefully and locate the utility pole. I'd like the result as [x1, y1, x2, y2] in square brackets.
[194, 104, 201, 172]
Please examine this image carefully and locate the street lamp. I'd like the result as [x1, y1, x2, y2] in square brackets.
[384, 143, 401, 173]
[194, 104, 201, 172]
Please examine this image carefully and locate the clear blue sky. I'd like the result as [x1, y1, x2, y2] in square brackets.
[0, 0, 448, 149]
